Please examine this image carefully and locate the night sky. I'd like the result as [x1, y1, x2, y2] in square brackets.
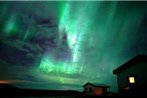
[0, 1, 147, 92]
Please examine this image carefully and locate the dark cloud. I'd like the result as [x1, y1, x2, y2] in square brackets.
[0, 38, 43, 66]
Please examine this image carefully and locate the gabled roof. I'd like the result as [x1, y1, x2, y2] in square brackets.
[113, 55, 147, 74]
[83, 83, 110, 88]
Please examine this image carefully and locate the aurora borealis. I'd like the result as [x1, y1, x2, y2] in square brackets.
[0, 1, 147, 92]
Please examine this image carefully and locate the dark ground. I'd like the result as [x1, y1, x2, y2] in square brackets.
[0, 84, 118, 97]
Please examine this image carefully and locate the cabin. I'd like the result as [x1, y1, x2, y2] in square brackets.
[83, 83, 110, 96]
[113, 55, 147, 96]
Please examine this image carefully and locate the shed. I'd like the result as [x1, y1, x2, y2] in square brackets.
[83, 82, 110, 96]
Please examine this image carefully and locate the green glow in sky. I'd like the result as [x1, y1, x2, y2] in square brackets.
[39, 1, 83, 74]
[39, 2, 96, 74]
[39, 55, 80, 74]
[4, 15, 17, 35]
[58, 2, 97, 63]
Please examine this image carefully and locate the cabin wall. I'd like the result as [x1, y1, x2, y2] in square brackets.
[93, 87, 104, 96]
[84, 85, 107, 96]
[117, 61, 147, 91]
[84, 85, 95, 95]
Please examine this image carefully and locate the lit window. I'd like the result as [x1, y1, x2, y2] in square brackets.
[129, 77, 135, 83]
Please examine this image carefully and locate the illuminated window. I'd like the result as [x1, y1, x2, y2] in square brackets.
[129, 77, 135, 83]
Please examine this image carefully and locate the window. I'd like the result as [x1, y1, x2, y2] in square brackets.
[89, 87, 92, 92]
[129, 76, 135, 83]
[85, 88, 87, 91]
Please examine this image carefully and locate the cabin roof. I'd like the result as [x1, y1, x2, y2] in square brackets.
[83, 83, 110, 88]
[113, 55, 147, 74]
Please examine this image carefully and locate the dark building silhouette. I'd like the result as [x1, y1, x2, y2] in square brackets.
[83, 83, 110, 96]
[113, 55, 147, 96]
